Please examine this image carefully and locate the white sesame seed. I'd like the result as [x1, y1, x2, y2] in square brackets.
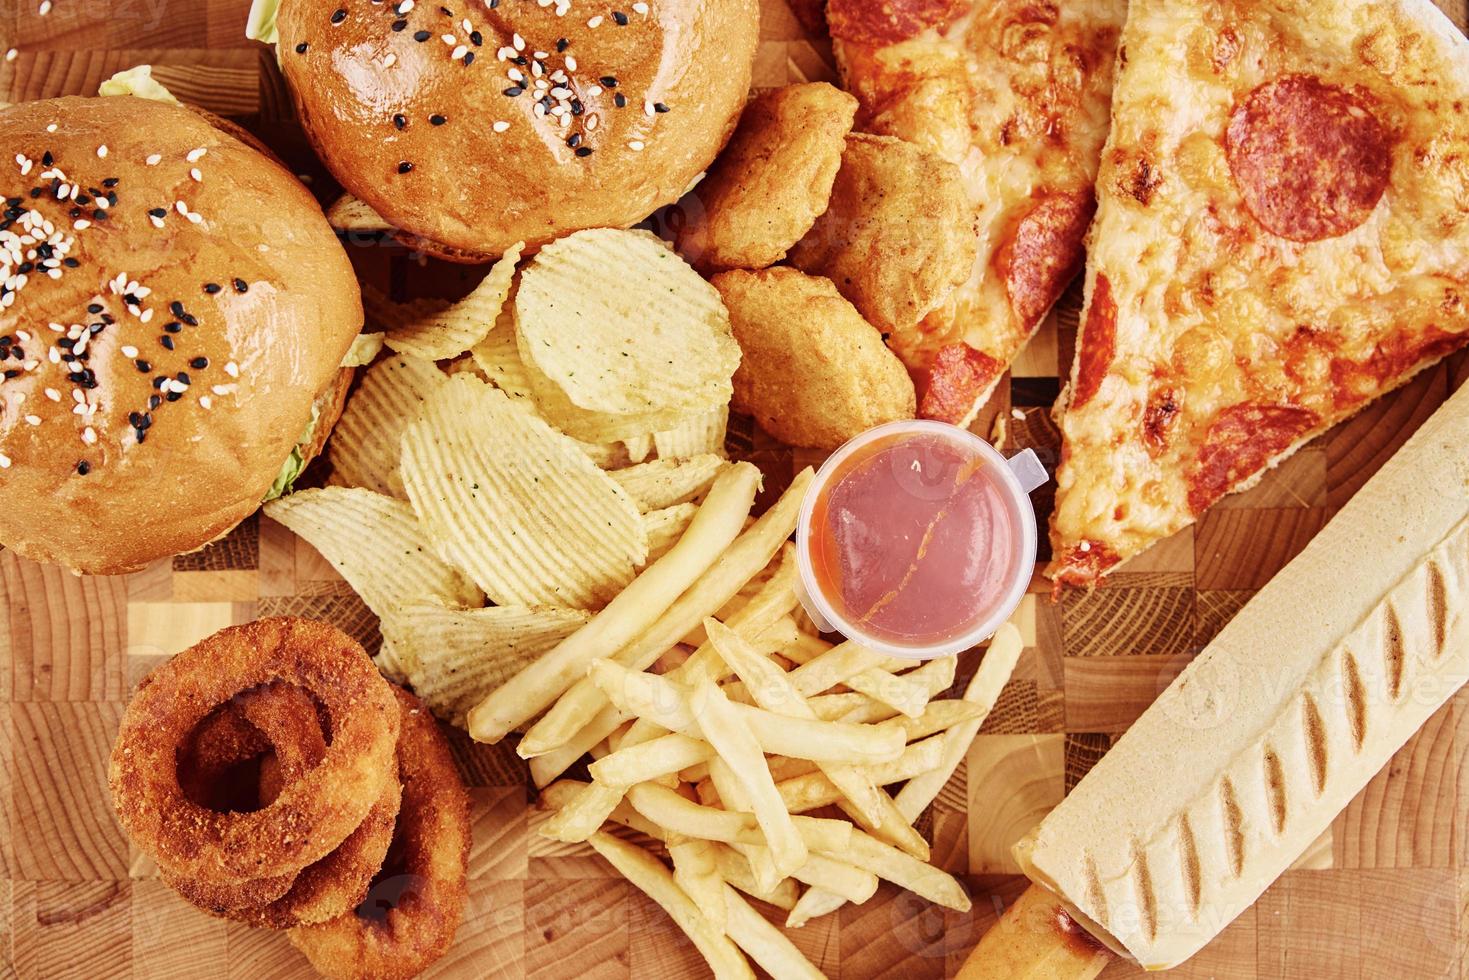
[587, 14, 602, 27]
[73, 220, 90, 230]
[147, 154, 162, 166]
[565, 55, 577, 71]
[644, 100, 656, 116]
[586, 113, 599, 131]
[82, 427, 97, 445]
[200, 395, 213, 410]
[96, 145, 109, 159]
[442, 33, 456, 44]
[149, 215, 165, 229]
[44, 388, 59, 401]
[225, 361, 240, 378]
[94, 197, 109, 210]
[186, 211, 203, 224]
[121, 345, 138, 358]
[513, 33, 526, 50]
[493, 120, 511, 133]
[175, 201, 189, 215]
[4, 49, 16, 63]
[190, 168, 203, 182]
[634, 1, 648, 11]
[140, 309, 154, 323]
[0, 454, 10, 469]
[46, 123, 56, 133]
[24, 415, 40, 426]
[628, 139, 644, 151]
[187, 147, 208, 162]
[38, 0, 51, 14]
[212, 384, 237, 396]
[461, 17, 472, 31]
[587, 84, 602, 96]
[533, 50, 548, 59]
[382, 53, 398, 67]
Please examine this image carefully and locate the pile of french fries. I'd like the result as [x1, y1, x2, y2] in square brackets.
[468, 465, 1023, 978]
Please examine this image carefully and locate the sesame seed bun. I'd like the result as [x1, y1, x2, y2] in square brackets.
[274, 0, 760, 258]
[0, 96, 364, 575]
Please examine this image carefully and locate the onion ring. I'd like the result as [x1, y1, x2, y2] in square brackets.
[288, 687, 471, 979]
[110, 617, 400, 884]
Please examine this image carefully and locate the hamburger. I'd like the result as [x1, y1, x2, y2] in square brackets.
[247, 0, 760, 260]
[0, 91, 367, 575]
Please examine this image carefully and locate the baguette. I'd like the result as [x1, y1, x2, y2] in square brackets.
[1017, 382, 1469, 969]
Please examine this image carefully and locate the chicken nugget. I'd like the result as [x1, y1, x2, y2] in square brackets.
[713, 267, 915, 450]
[789, 133, 976, 334]
[679, 83, 858, 272]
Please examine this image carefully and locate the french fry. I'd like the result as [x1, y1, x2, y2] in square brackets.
[821, 827, 972, 912]
[540, 780, 666, 842]
[469, 462, 760, 745]
[670, 839, 728, 932]
[833, 657, 959, 724]
[776, 736, 947, 812]
[524, 470, 812, 756]
[586, 833, 754, 980]
[589, 732, 712, 787]
[709, 845, 798, 910]
[690, 679, 807, 876]
[723, 885, 826, 980]
[643, 503, 699, 563]
[787, 887, 847, 930]
[528, 702, 622, 788]
[626, 783, 756, 843]
[895, 624, 1022, 818]
[588, 660, 905, 763]
[789, 853, 879, 905]
[539, 780, 626, 843]
[877, 700, 991, 742]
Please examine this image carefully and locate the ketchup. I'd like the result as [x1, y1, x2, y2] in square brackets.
[806, 432, 1016, 649]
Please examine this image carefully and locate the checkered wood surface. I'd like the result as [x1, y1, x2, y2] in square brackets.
[2, 1, 1468, 978]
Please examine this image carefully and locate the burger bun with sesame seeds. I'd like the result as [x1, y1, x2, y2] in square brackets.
[0, 96, 365, 575]
[266, 0, 760, 260]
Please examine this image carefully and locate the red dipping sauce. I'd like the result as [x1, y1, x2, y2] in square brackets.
[797, 422, 1038, 658]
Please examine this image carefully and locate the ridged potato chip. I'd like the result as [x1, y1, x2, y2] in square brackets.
[643, 503, 699, 563]
[613, 455, 727, 512]
[370, 243, 523, 361]
[326, 193, 393, 232]
[264, 487, 482, 617]
[623, 434, 655, 465]
[329, 354, 447, 498]
[399, 376, 648, 608]
[515, 228, 740, 420]
[381, 602, 590, 727]
[655, 408, 729, 459]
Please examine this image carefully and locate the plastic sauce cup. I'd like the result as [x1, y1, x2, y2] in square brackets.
[795, 420, 1046, 660]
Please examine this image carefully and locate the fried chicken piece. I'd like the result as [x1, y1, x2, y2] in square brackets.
[713, 267, 915, 449]
[789, 133, 976, 334]
[679, 83, 858, 272]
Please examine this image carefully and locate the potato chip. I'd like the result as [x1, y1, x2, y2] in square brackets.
[371, 243, 523, 361]
[263, 487, 482, 617]
[326, 193, 393, 232]
[374, 638, 409, 686]
[655, 407, 729, 459]
[329, 354, 448, 498]
[380, 602, 590, 727]
[613, 455, 727, 512]
[399, 375, 648, 608]
[643, 503, 698, 563]
[470, 311, 539, 404]
[623, 433, 655, 465]
[515, 228, 740, 420]
[444, 355, 487, 380]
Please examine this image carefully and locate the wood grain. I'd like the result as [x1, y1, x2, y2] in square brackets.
[2, 0, 1467, 977]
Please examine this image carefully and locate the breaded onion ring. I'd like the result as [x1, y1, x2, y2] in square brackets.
[288, 687, 470, 979]
[110, 618, 400, 885]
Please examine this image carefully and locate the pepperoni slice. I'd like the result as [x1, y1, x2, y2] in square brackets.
[827, 0, 968, 46]
[1188, 403, 1318, 514]
[1225, 74, 1392, 242]
[1331, 326, 1466, 409]
[919, 343, 1001, 424]
[1071, 274, 1116, 411]
[996, 190, 1096, 327]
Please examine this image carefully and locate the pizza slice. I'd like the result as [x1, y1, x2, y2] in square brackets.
[826, 0, 1127, 425]
[1051, 0, 1469, 587]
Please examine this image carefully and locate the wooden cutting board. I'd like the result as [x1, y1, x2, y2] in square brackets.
[2, 2, 1466, 978]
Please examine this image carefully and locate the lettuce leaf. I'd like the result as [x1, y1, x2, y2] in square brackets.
[98, 66, 181, 105]
[262, 402, 321, 503]
[246, 0, 280, 45]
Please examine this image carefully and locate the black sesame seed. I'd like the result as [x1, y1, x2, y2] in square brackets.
[103, 178, 119, 188]
[233, 278, 249, 294]
[2, 369, 19, 380]
[392, 18, 408, 30]
[92, 209, 108, 221]
[398, 161, 414, 174]
[128, 411, 143, 428]
[555, 37, 569, 51]
[439, 4, 451, 13]
[164, 321, 182, 334]
[86, 303, 103, 314]
[176, 371, 191, 385]
[430, 114, 446, 125]
[161, 336, 175, 350]
[41, 151, 53, 167]
[191, 357, 209, 369]
[566, 133, 581, 148]
[148, 207, 166, 218]
[462, 51, 474, 65]
[296, 41, 310, 53]
[413, 29, 431, 40]
[394, 113, 408, 130]
[612, 10, 628, 24]
[613, 93, 627, 108]
[576, 146, 593, 157]
[331, 8, 347, 23]
[504, 86, 525, 98]
[570, 98, 584, 116]
[166, 390, 183, 402]
[181, 313, 199, 327]
[170, 301, 185, 317]
[135, 359, 151, 372]
[204, 282, 221, 294]
[76, 461, 91, 476]
[600, 75, 618, 88]
[654, 102, 670, 113]
[148, 394, 161, 409]
[470, 30, 483, 45]
[63, 258, 80, 268]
